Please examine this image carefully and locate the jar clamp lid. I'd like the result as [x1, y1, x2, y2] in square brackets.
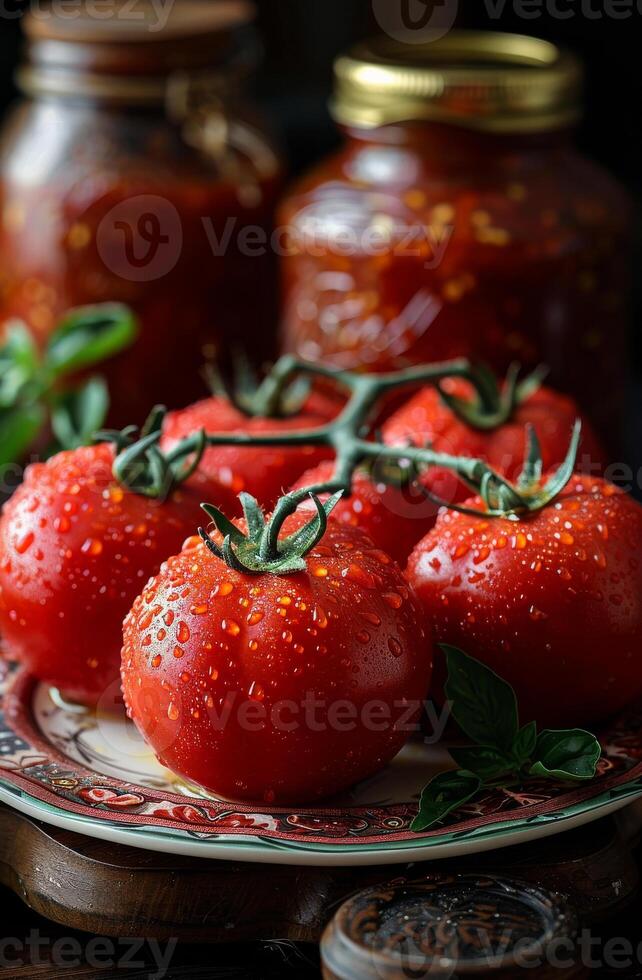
[331, 31, 583, 133]
[17, 0, 258, 105]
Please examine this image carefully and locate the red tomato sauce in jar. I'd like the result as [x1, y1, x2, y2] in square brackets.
[0, 1, 283, 426]
[280, 33, 631, 445]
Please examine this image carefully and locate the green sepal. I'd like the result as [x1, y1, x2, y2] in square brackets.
[205, 353, 312, 419]
[103, 406, 206, 500]
[198, 488, 343, 576]
[436, 362, 545, 432]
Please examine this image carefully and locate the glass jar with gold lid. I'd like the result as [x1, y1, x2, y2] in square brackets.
[279, 31, 631, 443]
[0, 0, 283, 425]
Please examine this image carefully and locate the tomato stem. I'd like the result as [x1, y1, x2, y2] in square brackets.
[196, 358, 578, 519]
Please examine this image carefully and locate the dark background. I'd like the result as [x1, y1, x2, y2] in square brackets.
[0, 2, 639, 192]
[0, 0, 639, 382]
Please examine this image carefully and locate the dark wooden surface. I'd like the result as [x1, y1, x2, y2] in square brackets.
[0, 804, 641, 976]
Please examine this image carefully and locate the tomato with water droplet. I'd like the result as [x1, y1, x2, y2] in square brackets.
[161, 390, 340, 511]
[122, 517, 432, 804]
[0, 443, 236, 706]
[407, 475, 642, 727]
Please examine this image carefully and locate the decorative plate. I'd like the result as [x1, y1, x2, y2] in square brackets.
[1, 666, 642, 867]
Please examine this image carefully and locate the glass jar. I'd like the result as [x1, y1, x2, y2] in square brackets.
[0, 0, 283, 425]
[279, 33, 631, 444]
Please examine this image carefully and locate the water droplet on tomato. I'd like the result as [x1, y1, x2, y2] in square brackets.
[383, 592, 403, 609]
[342, 564, 375, 588]
[388, 637, 403, 657]
[81, 538, 103, 557]
[214, 581, 234, 597]
[529, 605, 548, 622]
[177, 622, 190, 643]
[15, 532, 34, 555]
[361, 611, 381, 627]
[313, 605, 328, 628]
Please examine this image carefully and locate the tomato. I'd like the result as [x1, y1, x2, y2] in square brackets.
[0, 443, 235, 706]
[291, 460, 439, 566]
[161, 390, 339, 511]
[406, 476, 642, 728]
[383, 380, 604, 503]
[122, 509, 432, 805]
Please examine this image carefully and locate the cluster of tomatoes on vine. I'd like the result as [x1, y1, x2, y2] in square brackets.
[0, 351, 640, 807]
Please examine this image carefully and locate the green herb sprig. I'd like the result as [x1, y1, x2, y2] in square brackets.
[411, 646, 602, 832]
[0, 304, 137, 466]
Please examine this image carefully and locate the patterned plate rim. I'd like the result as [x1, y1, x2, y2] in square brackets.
[1, 668, 642, 866]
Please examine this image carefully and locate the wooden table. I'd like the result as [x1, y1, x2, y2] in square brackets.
[0, 804, 641, 977]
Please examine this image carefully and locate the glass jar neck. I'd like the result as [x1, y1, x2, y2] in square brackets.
[341, 121, 574, 167]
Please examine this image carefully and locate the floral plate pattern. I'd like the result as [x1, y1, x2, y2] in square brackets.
[1, 666, 641, 866]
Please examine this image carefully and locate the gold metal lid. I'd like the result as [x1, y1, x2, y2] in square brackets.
[331, 31, 583, 133]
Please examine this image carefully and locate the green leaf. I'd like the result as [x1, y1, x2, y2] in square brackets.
[0, 321, 40, 408]
[45, 304, 137, 378]
[449, 745, 515, 782]
[442, 645, 519, 752]
[513, 721, 538, 767]
[529, 729, 601, 781]
[50, 377, 109, 451]
[0, 403, 46, 467]
[411, 770, 482, 832]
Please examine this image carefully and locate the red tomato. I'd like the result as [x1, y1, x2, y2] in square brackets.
[406, 476, 642, 728]
[122, 518, 432, 804]
[291, 460, 438, 566]
[161, 391, 338, 510]
[383, 380, 604, 504]
[0, 444, 235, 706]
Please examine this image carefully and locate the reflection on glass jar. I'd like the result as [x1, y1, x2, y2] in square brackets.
[0, 0, 283, 425]
[280, 33, 631, 444]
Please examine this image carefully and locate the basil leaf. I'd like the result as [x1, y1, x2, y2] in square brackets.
[411, 770, 481, 832]
[529, 729, 601, 781]
[450, 745, 515, 782]
[442, 645, 519, 752]
[0, 404, 46, 467]
[51, 377, 109, 451]
[513, 721, 538, 767]
[45, 304, 137, 378]
[0, 322, 39, 408]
